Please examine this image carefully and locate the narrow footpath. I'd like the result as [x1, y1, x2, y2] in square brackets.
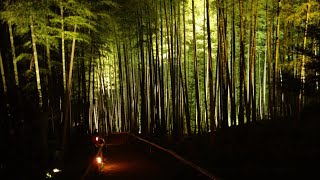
[84, 133, 215, 180]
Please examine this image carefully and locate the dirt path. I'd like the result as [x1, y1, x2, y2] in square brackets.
[85, 134, 214, 180]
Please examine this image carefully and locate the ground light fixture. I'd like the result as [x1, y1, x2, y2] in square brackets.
[96, 156, 102, 164]
[45, 168, 62, 179]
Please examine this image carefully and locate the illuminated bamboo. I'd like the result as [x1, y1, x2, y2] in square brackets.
[8, 22, 19, 86]
[274, 0, 281, 119]
[301, 0, 311, 93]
[61, 1, 66, 94]
[206, 0, 216, 132]
[30, 16, 43, 109]
[192, 0, 201, 134]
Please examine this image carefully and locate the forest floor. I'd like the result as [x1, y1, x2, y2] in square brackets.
[150, 104, 320, 179]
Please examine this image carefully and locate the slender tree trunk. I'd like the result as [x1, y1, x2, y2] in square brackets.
[217, 1, 230, 128]
[130, 43, 137, 133]
[231, 0, 236, 126]
[224, 2, 231, 128]
[138, 13, 147, 136]
[206, 0, 216, 134]
[154, 0, 160, 135]
[63, 24, 77, 155]
[0, 51, 7, 96]
[274, 0, 281, 120]
[116, 43, 125, 131]
[178, 3, 184, 137]
[203, 0, 209, 132]
[46, 38, 52, 89]
[124, 43, 132, 132]
[92, 61, 96, 132]
[30, 15, 49, 170]
[164, 0, 172, 134]
[248, 0, 254, 123]
[249, 0, 258, 122]
[160, 1, 167, 135]
[87, 45, 93, 125]
[8, 22, 19, 86]
[299, 0, 311, 112]
[77, 55, 81, 125]
[263, 43, 267, 119]
[252, 0, 258, 121]
[258, 52, 261, 119]
[81, 47, 86, 123]
[147, 16, 155, 135]
[238, 0, 245, 124]
[30, 16, 43, 109]
[266, 2, 272, 119]
[176, 0, 183, 137]
[243, 5, 249, 124]
[46, 36, 54, 134]
[61, 2, 66, 94]
[68, 25, 77, 99]
[192, 0, 202, 134]
[282, 22, 288, 117]
[183, 1, 191, 136]
[168, 0, 176, 137]
[215, 48, 220, 128]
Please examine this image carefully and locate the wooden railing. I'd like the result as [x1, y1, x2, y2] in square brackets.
[128, 133, 218, 180]
[82, 132, 219, 180]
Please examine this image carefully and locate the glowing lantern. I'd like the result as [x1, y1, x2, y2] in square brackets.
[96, 156, 102, 164]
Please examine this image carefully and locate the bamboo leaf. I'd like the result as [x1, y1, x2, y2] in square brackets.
[16, 53, 32, 63]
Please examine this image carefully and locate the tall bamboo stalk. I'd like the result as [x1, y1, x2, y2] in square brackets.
[192, 0, 202, 134]
[274, 0, 281, 119]
[30, 16, 43, 109]
[8, 22, 19, 86]
[300, 0, 311, 99]
[206, 0, 216, 133]
[61, 1, 66, 94]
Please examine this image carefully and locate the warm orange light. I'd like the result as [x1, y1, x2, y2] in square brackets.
[96, 156, 102, 164]
[95, 137, 99, 141]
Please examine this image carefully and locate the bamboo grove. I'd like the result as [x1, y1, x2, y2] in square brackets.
[1, 0, 320, 149]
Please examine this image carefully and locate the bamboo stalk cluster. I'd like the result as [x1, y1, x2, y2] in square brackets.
[0, 0, 319, 142]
